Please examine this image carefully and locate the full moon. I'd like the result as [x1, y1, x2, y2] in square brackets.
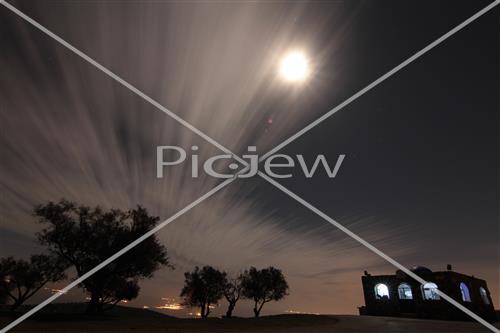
[279, 51, 309, 82]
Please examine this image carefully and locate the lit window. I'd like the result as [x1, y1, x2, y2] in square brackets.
[479, 287, 490, 305]
[460, 282, 471, 302]
[421, 282, 440, 300]
[398, 283, 413, 300]
[374, 283, 390, 300]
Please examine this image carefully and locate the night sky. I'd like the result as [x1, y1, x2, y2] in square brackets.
[0, 0, 498, 316]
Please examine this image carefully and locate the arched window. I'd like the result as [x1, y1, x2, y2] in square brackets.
[398, 283, 413, 300]
[460, 282, 471, 302]
[374, 283, 390, 300]
[421, 282, 440, 300]
[479, 287, 490, 305]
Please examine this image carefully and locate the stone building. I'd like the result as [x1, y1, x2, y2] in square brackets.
[358, 265, 496, 321]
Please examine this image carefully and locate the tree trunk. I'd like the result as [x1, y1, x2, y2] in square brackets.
[10, 299, 23, 312]
[253, 301, 260, 318]
[226, 301, 235, 318]
[254, 300, 265, 317]
[200, 302, 206, 318]
[205, 302, 211, 318]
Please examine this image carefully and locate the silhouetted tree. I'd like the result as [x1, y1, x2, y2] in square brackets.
[34, 200, 171, 314]
[241, 266, 289, 317]
[223, 274, 243, 318]
[100, 276, 140, 311]
[0, 255, 67, 311]
[181, 266, 226, 318]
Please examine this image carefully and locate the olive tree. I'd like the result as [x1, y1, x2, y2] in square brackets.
[223, 273, 243, 318]
[241, 266, 289, 317]
[0, 255, 67, 311]
[180, 266, 226, 318]
[35, 200, 171, 313]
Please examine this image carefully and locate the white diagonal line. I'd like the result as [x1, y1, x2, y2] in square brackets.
[0, 0, 246, 166]
[0, 1, 249, 331]
[0, 177, 239, 333]
[254, 2, 500, 331]
[260, 0, 500, 162]
[1, 0, 498, 332]
[258, 171, 500, 333]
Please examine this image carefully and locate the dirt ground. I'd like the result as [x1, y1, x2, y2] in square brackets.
[1, 312, 499, 333]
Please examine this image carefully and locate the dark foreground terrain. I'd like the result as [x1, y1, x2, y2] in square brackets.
[1, 305, 498, 333]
